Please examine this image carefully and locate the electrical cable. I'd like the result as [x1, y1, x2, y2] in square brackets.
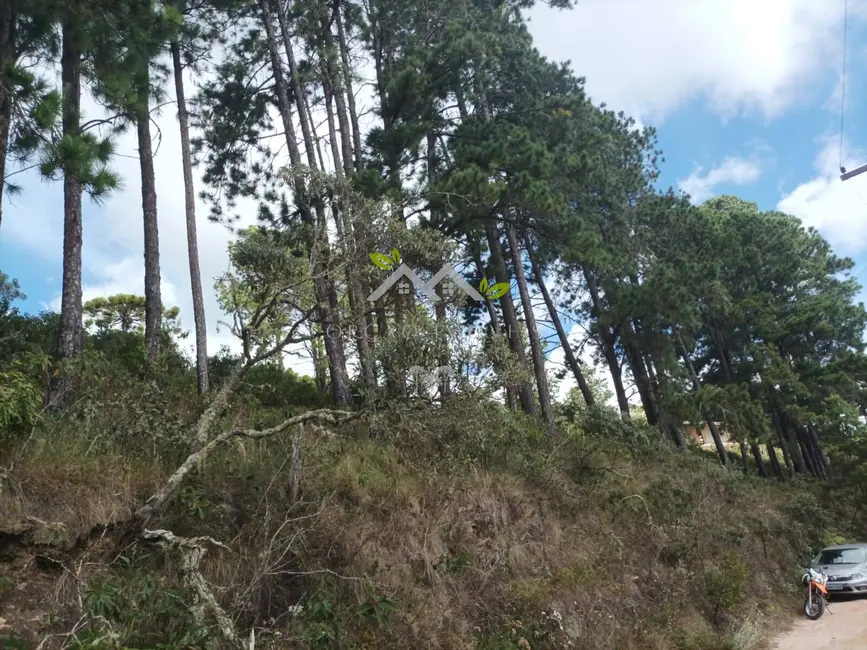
[840, 0, 848, 174]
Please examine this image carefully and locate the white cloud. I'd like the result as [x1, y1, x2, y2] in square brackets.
[678, 156, 763, 204]
[778, 137, 867, 256]
[527, 0, 865, 123]
[48, 258, 181, 313]
[823, 70, 849, 115]
[7, 0, 865, 384]
[3, 63, 313, 371]
[2, 49, 388, 380]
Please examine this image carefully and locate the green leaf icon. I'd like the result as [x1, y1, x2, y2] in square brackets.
[370, 253, 395, 270]
[479, 277, 489, 294]
[391, 248, 402, 265]
[486, 282, 511, 300]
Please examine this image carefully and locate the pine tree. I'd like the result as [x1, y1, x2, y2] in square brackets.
[169, 1, 211, 392]
[44, 0, 148, 406]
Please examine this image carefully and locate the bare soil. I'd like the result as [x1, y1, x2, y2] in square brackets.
[770, 596, 867, 649]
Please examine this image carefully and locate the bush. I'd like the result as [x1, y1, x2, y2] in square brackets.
[74, 557, 209, 649]
[702, 551, 750, 620]
[243, 362, 331, 409]
[0, 368, 42, 434]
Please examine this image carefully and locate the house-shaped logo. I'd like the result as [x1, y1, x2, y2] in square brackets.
[366, 263, 440, 303]
[366, 249, 508, 304]
[427, 265, 484, 302]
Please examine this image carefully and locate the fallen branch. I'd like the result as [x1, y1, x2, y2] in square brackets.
[196, 303, 319, 446]
[15, 407, 363, 646]
[141, 529, 237, 644]
[135, 409, 362, 528]
[194, 363, 246, 445]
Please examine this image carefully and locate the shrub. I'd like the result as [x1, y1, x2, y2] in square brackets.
[702, 551, 750, 620]
[0, 368, 42, 434]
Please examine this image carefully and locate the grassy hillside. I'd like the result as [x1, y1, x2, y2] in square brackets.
[1, 363, 861, 650]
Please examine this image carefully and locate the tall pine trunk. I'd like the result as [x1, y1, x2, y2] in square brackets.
[766, 442, 783, 479]
[335, 1, 362, 167]
[739, 440, 750, 473]
[775, 423, 794, 476]
[750, 442, 768, 477]
[0, 0, 14, 234]
[319, 21, 353, 176]
[309, 322, 327, 394]
[274, 0, 352, 404]
[137, 83, 162, 362]
[429, 133, 450, 397]
[364, 0, 387, 126]
[506, 222, 554, 435]
[807, 423, 829, 477]
[470, 74, 535, 414]
[321, 77, 375, 391]
[322, 80, 342, 173]
[600, 331, 630, 419]
[709, 324, 735, 381]
[51, 15, 84, 408]
[677, 333, 727, 464]
[259, 0, 351, 405]
[273, 0, 317, 170]
[646, 356, 685, 448]
[797, 430, 818, 476]
[622, 327, 658, 425]
[485, 221, 536, 415]
[330, 32, 376, 377]
[297, 80, 353, 405]
[799, 425, 826, 479]
[171, 39, 209, 393]
[527, 241, 594, 407]
[583, 267, 630, 419]
[769, 398, 804, 474]
[472, 246, 516, 408]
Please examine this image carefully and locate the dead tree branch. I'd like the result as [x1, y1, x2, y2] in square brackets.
[196, 304, 319, 445]
[137, 409, 362, 527]
[141, 529, 238, 644]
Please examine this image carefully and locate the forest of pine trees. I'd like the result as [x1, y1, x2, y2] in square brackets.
[5, 1, 867, 647]
[1, 0, 867, 481]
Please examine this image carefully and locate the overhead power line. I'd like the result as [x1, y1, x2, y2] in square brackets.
[837, 0, 867, 182]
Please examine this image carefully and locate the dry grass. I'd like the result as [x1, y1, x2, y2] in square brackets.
[0, 399, 860, 649]
[0, 435, 166, 549]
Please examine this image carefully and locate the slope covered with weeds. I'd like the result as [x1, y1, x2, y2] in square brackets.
[0, 374, 860, 650]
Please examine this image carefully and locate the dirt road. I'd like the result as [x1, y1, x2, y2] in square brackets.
[771, 597, 867, 649]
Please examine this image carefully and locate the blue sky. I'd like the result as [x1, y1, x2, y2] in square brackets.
[2, 0, 867, 398]
[531, 0, 867, 400]
[529, 0, 867, 291]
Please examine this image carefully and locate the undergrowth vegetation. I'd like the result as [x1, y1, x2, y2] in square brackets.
[1, 335, 864, 650]
[3, 0, 867, 646]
